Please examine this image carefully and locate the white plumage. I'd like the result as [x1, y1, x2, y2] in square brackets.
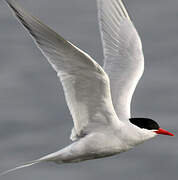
[0, 0, 173, 176]
[98, 0, 144, 120]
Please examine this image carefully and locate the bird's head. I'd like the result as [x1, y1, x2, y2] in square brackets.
[129, 118, 174, 136]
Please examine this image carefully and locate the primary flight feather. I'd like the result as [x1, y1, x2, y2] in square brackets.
[0, 0, 174, 176]
[98, 0, 144, 121]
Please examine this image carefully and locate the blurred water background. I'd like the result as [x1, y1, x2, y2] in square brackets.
[0, 0, 177, 179]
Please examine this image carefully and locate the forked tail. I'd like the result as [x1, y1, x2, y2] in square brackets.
[0, 149, 64, 176]
[0, 158, 44, 177]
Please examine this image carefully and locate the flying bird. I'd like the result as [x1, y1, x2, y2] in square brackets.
[1, 0, 174, 176]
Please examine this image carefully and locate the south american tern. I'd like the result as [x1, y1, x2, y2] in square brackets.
[0, 0, 174, 176]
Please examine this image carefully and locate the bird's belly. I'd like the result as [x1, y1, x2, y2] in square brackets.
[56, 151, 119, 164]
[53, 132, 133, 164]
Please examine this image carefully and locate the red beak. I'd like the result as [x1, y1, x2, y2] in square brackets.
[155, 128, 174, 136]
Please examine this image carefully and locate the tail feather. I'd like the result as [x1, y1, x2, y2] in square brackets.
[0, 150, 63, 176]
[0, 159, 42, 177]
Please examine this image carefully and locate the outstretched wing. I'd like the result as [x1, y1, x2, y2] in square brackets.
[5, 0, 120, 140]
[97, 0, 144, 121]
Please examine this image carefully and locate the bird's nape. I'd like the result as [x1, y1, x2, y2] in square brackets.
[129, 118, 160, 130]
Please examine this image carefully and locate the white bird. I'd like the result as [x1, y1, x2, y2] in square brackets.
[1, 0, 174, 176]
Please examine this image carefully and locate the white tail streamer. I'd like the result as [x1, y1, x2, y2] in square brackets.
[0, 159, 43, 176]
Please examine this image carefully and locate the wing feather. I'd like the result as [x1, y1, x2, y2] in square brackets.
[5, 0, 120, 140]
[97, 0, 144, 120]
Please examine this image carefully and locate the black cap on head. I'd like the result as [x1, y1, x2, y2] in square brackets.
[129, 118, 160, 130]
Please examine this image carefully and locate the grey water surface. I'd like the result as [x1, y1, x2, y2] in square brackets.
[0, 0, 177, 179]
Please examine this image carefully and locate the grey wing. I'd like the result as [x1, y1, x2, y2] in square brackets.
[5, 0, 121, 141]
[97, 0, 144, 121]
